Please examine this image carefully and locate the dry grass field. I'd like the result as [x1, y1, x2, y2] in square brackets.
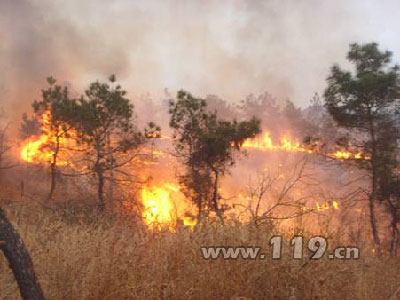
[1, 199, 399, 300]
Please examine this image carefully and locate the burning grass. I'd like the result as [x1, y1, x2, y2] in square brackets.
[242, 132, 369, 161]
[0, 200, 399, 300]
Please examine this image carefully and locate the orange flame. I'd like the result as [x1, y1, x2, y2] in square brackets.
[300, 200, 340, 212]
[20, 111, 69, 165]
[142, 185, 173, 226]
[315, 200, 339, 211]
[242, 132, 313, 153]
[141, 184, 197, 229]
[243, 132, 368, 160]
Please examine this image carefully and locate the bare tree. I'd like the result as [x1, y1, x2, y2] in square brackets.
[237, 158, 316, 227]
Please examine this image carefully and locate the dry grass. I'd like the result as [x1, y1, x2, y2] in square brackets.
[1, 200, 400, 300]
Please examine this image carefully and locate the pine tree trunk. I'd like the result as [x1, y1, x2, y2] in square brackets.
[387, 198, 399, 256]
[0, 207, 45, 300]
[95, 140, 105, 212]
[368, 194, 381, 254]
[48, 161, 56, 201]
[369, 162, 381, 255]
[390, 216, 399, 256]
[197, 197, 202, 223]
[47, 135, 60, 201]
[106, 132, 114, 211]
[211, 168, 224, 224]
[97, 169, 105, 212]
[368, 111, 382, 255]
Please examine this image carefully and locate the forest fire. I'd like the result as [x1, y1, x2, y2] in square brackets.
[1, 2, 399, 297]
[18, 108, 362, 233]
[20, 111, 367, 168]
[242, 132, 312, 153]
[243, 132, 368, 160]
[18, 112, 352, 230]
[20, 135, 55, 164]
[19, 110, 83, 169]
[142, 185, 173, 226]
[141, 184, 196, 229]
[20, 111, 69, 165]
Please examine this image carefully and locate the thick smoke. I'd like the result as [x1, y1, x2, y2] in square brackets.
[1, 0, 399, 122]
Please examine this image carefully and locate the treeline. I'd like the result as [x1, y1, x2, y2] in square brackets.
[16, 76, 262, 222]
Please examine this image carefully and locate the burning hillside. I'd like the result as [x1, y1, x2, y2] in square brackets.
[18, 110, 349, 230]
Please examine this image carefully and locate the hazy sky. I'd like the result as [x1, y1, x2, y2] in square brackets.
[1, 0, 399, 117]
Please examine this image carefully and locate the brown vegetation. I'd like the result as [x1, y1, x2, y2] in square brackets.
[1, 199, 399, 300]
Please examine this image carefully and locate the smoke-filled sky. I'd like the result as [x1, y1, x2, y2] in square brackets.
[1, 0, 399, 119]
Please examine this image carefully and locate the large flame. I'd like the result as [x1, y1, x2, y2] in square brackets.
[20, 111, 69, 165]
[142, 185, 173, 226]
[141, 184, 197, 229]
[20, 111, 162, 167]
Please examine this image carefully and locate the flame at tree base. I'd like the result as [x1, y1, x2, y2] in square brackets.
[20, 111, 77, 166]
[20, 111, 57, 164]
[141, 184, 197, 229]
[142, 185, 173, 225]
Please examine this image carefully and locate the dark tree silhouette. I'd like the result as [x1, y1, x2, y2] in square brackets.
[0, 207, 45, 300]
[324, 42, 400, 253]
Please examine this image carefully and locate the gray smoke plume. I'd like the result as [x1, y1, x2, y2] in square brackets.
[1, 0, 399, 121]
